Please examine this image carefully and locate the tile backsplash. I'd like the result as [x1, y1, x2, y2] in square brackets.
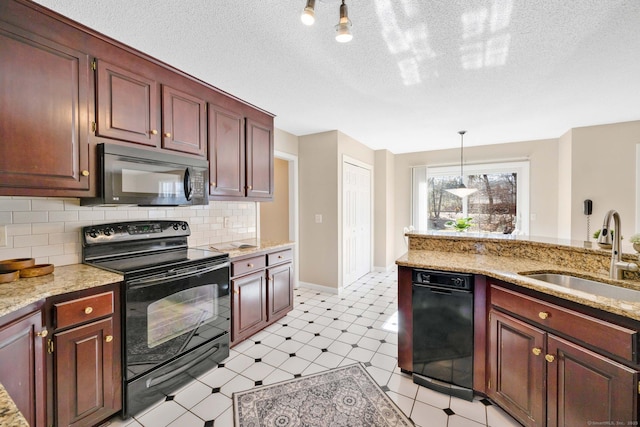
[0, 196, 257, 266]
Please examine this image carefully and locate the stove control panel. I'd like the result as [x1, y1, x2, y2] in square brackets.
[83, 220, 190, 245]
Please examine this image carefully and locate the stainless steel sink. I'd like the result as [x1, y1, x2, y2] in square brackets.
[522, 273, 640, 302]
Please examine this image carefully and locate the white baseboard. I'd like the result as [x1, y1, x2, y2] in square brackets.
[296, 281, 340, 295]
[373, 264, 396, 272]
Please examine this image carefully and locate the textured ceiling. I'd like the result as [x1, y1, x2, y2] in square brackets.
[33, 0, 640, 153]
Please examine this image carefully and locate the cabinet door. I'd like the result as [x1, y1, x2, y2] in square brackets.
[488, 310, 546, 427]
[232, 271, 267, 344]
[54, 317, 117, 427]
[208, 104, 245, 197]
[161, 85, 206, 156]
[96, 59, 159, 146]
[546, 335, 638, 427]
[268, 262, 293, 321]
[0, 22, 90, 193]
[246, 118, 274, 200]
[0, 309, 46, 427]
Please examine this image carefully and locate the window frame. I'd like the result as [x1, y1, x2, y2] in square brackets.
[411, 160, 530, 235]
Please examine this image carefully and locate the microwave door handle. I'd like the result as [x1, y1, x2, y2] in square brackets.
[183, 168, 193, 201]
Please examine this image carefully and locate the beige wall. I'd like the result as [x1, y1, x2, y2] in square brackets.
[557, 129, 573, 239]
[274, 128, 299, 156]
[260, 158, 289, 241]
[299, 131, 339, 288]
[568, 121, 640, 247]
[393, 138, 560, 259]
[374, 150, 396, 270]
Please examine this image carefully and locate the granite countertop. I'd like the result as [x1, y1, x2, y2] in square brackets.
[397, 249, 640, 322]
[207, 239, 295, 259]
[0, 383, 28, 427]
[0, 264, 123, 318]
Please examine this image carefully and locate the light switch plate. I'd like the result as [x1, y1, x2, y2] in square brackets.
[0, 225, 6, 247]
[315, 214, 323, 224]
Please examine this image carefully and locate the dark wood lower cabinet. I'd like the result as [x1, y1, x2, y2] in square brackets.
[54, 317, 116, 427]
[488, 283, 639, 427]
[231, 247, 294, 346]
[0, 305, 46, 427]
[488, 310, 545, 427]
[232, 271, 268, 342]
[546, 335, 637, 427]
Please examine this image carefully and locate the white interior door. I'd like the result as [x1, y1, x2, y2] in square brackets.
[343, 161, 371, 286]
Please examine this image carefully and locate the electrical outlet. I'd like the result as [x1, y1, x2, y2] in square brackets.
[315, 214, 323, 224]
[223, 217, 230, 228]
[0, 225, 6, 247]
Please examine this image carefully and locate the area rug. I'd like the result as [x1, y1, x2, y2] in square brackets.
[233, 363, 413, 426]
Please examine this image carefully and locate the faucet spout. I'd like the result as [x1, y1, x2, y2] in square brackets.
[599, 209, 638, 279]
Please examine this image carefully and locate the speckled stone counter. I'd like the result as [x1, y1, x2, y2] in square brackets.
[207, 239, 295, 259]
[398, 233, 640, 322]
[0, 264, 123, 319]
[0, 383, 28, 427]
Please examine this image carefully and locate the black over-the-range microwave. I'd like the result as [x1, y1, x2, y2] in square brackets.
[81, 143, 209, 206]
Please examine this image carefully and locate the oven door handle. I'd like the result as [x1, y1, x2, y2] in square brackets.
[145, 344, 222, 388]
[128, 262, 230, 289]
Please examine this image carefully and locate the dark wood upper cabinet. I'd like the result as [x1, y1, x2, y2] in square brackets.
[0, 20, 90, 195]
[95, 59, 159, 147]
[161, 85, 206, 156]
[208, 104, 245, 197]
[246, 118, 274, 200]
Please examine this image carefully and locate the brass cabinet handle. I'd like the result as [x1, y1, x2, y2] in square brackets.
[150, 129, 158, 135]
[37, 329, 48, 338]
[545, 354, 555, 363]
[531, 347, 542, 356]
[234, 289, 240, 295]
[81, 170, 90, 177]
[211, 182, 216, 187]
[248, 185, 253, 190]
[538, 311, 549, 320]
[105, 335, 113, 343]
[164, 132, 172, 138]
[84, 307, 93, 315]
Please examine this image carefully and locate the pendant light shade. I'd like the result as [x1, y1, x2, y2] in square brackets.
[446, 131, 478, 198]
[335, 0, 353, 43]
[301, 0, 316, 25]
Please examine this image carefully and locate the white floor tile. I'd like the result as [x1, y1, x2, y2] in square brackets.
[314, 351, 344, 368]
[261, 348, 290, 367]
[189, 391, 233, 421]
[263, 368, 295, 385]
[241, 343, 273, 359]
[198, 366, 237, 388]
[134, 401, 186, 427]
[410, 401, 449, 427]
[386, 373, 419, 399]
[294, 344, 323, 362]
[165, 411, 205, 427]
[415, 385, 451, 409]
[224, 353, 254, 373]
[172, 380, 211, 409]
[365, 365, 393, 386]
[220, 375, 254, 397]
[370, 352, 397, 372]
[241, 361, 276, 381]
[449, 396, 488, 425]
[279, 356, 311, 374]
[448, 414, 486, 427]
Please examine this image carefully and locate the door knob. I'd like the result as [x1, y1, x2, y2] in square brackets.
[150, 129, 158, 135]
[164, 132, 172, 138]
[531, 347, 541, 356]
[37, 329, 48, 338]
[105, 335, 113, 343]
[81, 170, 90, 177]
[545, 354, 555, 363]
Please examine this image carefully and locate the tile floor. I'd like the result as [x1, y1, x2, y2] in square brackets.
[106, 269, 522, 427]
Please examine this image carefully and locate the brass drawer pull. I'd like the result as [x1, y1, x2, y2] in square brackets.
[234, 289, 240, 295]
[538, 311, 549, 320]
[150, 129, 158, 135]
[84, 307, 93, 315]
[81, 170, 90, 177]
[105, 335, 113, 343]
[164, 132, 172, 138]
[531, 347, 541, 356]
[37, 329, 48, 338]
[545, 354, 555, 363]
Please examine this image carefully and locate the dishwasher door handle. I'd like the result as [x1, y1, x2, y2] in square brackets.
[413, 283, 472, 294]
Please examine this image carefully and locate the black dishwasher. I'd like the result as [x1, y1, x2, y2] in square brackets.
[412, 269, 474, 401]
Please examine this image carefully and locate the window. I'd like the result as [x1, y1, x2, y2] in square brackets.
[412, 161, 530, 235]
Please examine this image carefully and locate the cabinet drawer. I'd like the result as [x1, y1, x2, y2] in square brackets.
[490, 285, 637, 362]
[267, 249, 292, 266]
[232, 255, 266, 277]
[54, 291, 114, 330]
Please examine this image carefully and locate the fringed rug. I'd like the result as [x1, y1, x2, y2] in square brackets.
[233, 363, 413, 426]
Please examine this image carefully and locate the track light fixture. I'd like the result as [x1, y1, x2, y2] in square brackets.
[446, 131, 478, 198]
[300, 0, 353, 43]
[335, 0, 353, 43]
[300, 0, 316, 26]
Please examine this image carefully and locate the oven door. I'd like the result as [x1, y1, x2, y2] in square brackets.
[124, 260, 230, 380]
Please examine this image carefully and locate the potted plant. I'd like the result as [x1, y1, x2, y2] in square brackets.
[629, 234, 640, 252]
[445, 217, 473, 232]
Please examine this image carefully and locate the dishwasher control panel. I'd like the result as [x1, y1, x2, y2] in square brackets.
[412, 269, 474, 291]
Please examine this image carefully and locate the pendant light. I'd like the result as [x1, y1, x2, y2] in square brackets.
[446, 131, 478, 198]
[335, 0, 353, 43]
[301, 0, 316, 26]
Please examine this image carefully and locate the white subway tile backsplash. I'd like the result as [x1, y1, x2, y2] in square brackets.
[14, 211, 48, 223]
[0, 197, 257, 266]
[0, 199, 31, 211]
[49, 210, 79, 222]
[32, 198, 65, 211]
